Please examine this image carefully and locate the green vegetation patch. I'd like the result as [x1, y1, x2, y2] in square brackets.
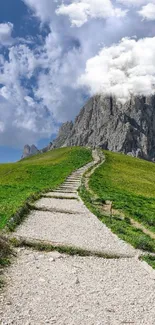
[140, 255, 155, 269]
[0, 235, 12, 288]
[79, 186, 155, 253]
[89, 151, 155, 233]
[0, 147, 92, 229]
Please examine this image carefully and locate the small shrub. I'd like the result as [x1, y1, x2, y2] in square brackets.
[124, 217, 131, 224]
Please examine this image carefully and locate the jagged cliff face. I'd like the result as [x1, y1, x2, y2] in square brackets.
[53, 95, 155, 161]
[52, 121, 73, 148]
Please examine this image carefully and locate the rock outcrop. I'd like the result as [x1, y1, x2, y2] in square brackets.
[21, 144, 40, 159]
[41, 142, 53, 153]
[52, 122, 73, 149]
[52, 95, 155, 161]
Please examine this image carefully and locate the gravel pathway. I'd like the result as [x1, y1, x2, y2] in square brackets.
[15, 208, 135, 256]
[1, 249, 155, 325]
[12, 151, 135, 257]
[1, 150, 155, 324]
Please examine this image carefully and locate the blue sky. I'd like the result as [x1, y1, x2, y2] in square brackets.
[0, 0, 155, 162]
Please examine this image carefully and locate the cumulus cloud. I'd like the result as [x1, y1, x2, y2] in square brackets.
[138, 3, 155, 21]
[117, 0, 155, 6]
[56, 0, 127, 27]
[79, 37, 155, 102]
[23, 0, 57, 23]
[0, 22, 13, 46]
[0, 0, 154, 148]
[0, 44, 56, 147]
[0, 121, 5, 133]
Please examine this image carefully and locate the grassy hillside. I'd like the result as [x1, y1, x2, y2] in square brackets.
[89, 151, 155, 232]
[0, 147, 92, 229]
[79, 150, 155, 257]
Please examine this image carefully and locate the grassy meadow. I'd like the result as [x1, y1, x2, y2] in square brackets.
[0, 147, 92, 229]
[79, 150, 155, 256]
[90, 151, 155, 232]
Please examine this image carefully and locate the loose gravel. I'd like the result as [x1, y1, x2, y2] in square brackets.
[15, 209, 135, 256]
[35, 197, 86, 214]
[43, 192, 78, 199]
[1, 249, 155, 325]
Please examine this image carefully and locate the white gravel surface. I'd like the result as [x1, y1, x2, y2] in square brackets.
[35, 197, 87, 213]
[43, 192, 78, 199]
[14, 153, 136, 256]
[15, 207, 135, 256]
[1, 249, 155, 325]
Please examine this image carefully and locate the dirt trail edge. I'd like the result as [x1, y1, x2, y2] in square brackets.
[1, 150, 155, 325]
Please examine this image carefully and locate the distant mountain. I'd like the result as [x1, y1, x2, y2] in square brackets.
[41, 142, 53, 153]
[22, 95, 155, 162]
[21, 144, 40, 159]
[21, 142, 53, 160]
[52, 95, 155, 161]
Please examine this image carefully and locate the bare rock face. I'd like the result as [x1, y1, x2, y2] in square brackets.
[52, 121, 73, 148]
[53, 95, 155, 161]
[41, 142, 53, 153]
[21, 144, 40, 159]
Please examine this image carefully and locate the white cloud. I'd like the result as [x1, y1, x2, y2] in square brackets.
[0, 121, 5, 133]
[0, 22, 13, 46]
[23, 0, 57, 23]
[56, 0, 127, 27]
[0, 0, 154, 149]
[79, 37, 155, 102]
[117, 0, 155, 6]
[138, 3, 155, 21]
[0, 44, 56, 147]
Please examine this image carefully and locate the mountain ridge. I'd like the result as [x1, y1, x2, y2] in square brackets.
[22, 95, 155, 161]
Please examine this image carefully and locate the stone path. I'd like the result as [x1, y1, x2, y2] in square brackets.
[1, 151, 155, 324]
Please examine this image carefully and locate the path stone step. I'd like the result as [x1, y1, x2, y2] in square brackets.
[60, 183, 79, 187]
[62, 184, 80, 187]
[67, 175, 81, 178]
[66, 178, 81, 181]
[63, 186, 79, 189]
[57, 187, 77, 190]
[59, 186, 79, 190]
[35, 198, 85, 214]
[67, 176, 81, 178]
[65, 180, 81, 183]
[56, 188, 77, 191]
[14, 209, 136, 257]
[43, 192, 78, 199]
[65, 178, 80, 181]
[55, 188, 77, 193]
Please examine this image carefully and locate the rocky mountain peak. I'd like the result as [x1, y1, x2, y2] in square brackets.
[21, 144, 40, 159]
[21, 95, 155, 162]
[52, 94, 155, 161]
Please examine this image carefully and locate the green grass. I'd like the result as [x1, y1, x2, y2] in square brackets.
[89, 151, 155, 232]
[0, 236, 12, 287]
[0, 147, 92, 229]
[79, 185, 155, 253]
[141, 255, 155, 269]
